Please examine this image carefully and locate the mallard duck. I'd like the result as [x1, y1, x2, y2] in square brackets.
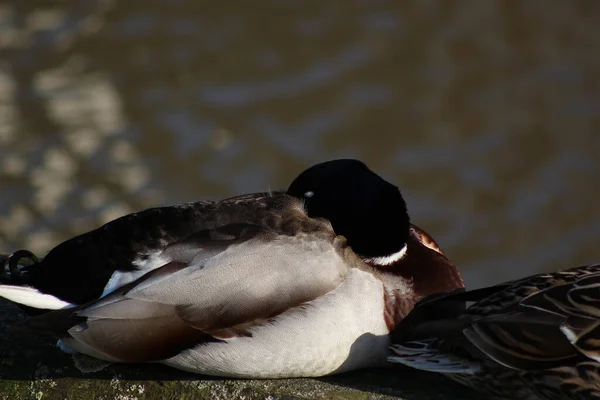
[0, 159, 463, 378]
[389, 264, 600, 400]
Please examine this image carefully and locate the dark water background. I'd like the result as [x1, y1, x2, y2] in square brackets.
[0, 1, 599, 289]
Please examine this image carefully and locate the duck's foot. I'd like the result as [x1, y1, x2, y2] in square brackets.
[72, 352, 112, 374]
[57, 339, 112, 373]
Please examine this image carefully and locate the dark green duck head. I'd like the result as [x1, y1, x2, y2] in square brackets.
[288, 159, 410, 262]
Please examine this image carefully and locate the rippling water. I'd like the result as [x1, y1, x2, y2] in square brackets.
[0, 1, 599, 289]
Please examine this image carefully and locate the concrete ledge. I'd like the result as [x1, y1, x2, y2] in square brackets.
[1, 300, 481, 400]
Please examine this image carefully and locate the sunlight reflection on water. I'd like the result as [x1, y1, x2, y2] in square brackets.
[0, 1, 599, 290]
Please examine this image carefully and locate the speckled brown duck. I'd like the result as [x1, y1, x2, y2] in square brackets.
[389, 264, 600, 400]
[0, 159, 463, 378]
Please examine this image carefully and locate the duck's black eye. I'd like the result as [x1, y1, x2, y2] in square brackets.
[304, 191, 314, 199]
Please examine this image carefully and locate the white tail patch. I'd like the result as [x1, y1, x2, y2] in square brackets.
[0, 285, 74, 310]
[101, 268, 156, 298]
[99, 251, 170, 297]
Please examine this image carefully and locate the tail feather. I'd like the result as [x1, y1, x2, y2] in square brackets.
[389, 342, 482, 374]
[1, 250, 39, 284]
[0, 249, 74, 310]
[0, 285, 74, 310]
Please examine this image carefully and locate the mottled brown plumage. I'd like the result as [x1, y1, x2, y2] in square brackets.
[389, 264, 600, 400]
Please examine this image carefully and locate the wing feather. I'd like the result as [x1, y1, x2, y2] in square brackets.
[393, 267, 600, 373]
[27, 226, 351, 362]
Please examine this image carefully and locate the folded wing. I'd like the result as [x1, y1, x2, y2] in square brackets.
[390, 267, 600, 373]
[17, 225, 352, 362]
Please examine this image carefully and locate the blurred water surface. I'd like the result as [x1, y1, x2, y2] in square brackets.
[0, 0, 599, 289]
